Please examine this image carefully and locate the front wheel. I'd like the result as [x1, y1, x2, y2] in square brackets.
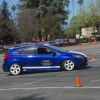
[9, 63, 22, 75]
[62, 60, 75, 71]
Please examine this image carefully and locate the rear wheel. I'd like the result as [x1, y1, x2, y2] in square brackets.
[9, 63, 22, 75]
[62, 60, 75, 71]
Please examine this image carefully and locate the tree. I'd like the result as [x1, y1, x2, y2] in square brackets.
[41, 12, 62, 40]
[0, 0, 16, 44]
[87, 0, 100, 33]
[18, 0, 39, 9]
[77, 0, 83, 35]
[11, 5, 16, 19]
[69, 0, 100, 38]
[41, 0, 69, 40]
[65, 0, 70, 38]
[78, 0, 83, 7]
[17, 9, 39, 42]
[18, 0, 42, 41]
[17, 0, 70, 41]
[71, 0, 76, 37]
[77, 0, 100, 34]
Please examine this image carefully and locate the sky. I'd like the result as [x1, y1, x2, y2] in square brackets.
[0, 0, 91, 20]
[68, 0, 90, 21]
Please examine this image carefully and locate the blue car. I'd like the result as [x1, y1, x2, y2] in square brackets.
[2, 44, 88, 75]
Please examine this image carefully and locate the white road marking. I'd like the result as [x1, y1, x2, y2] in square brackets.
[57, 91, 64, 97]
[23, 79, 46, 85]
[0, 87, 100, 91]
[91, 79, 100, 82]
[55, 91, 64, 99]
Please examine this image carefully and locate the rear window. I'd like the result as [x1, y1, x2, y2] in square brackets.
[13, 50, 21, 54]
[20, 47, 37, 54]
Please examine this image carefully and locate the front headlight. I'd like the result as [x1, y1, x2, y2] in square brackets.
[69, 51, 87, 58]
[73, 55, 83, 58]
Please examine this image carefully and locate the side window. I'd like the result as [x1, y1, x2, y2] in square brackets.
[13, 50, 21, 54]
[38, 48, 52, 54]
[20, 48, 37, 54]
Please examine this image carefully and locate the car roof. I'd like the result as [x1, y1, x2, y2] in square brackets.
[9, 44, 49, 51]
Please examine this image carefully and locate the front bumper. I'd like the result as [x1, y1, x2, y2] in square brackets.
[74, 57, 88, 69]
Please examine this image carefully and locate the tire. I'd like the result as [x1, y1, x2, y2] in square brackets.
[9, 63, 22, 75]
[62, 59, 75, 71]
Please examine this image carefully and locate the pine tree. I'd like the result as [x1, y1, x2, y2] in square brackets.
[0, 0, 16, 44]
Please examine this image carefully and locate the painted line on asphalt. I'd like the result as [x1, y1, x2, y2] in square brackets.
[23, 79, 46, 85]
[16, 79, 47, 87]
[91, 79, 100, 83]
[0, 87, 100, 91]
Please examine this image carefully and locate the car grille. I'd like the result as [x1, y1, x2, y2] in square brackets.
[79, 57, 88, 67]
[82, 57, 88, 65]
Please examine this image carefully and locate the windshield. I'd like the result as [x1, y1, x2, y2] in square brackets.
[49, 45, 67, 52]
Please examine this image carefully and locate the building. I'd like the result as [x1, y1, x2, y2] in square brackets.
[81, 27, 99, 37]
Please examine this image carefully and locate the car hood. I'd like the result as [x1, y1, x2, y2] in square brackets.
[66, 50, 87, 57]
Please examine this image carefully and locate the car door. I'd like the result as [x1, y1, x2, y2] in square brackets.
[20, 47, 37, 68]
[36, 47, 60, 69]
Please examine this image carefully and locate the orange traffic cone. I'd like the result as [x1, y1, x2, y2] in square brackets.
[74, 47, 76, 50]
[88, 57, 91, 60]
[62, 47, 66, 50]
[66, 46, 69, 48]
[92, 55, 96, 59]
[84, 43, 86, 46]
[94, 55, 96, 59]
[92, 45, 95, 48]
[80, 46, 83, 51]
[75, 76, 82, 87]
